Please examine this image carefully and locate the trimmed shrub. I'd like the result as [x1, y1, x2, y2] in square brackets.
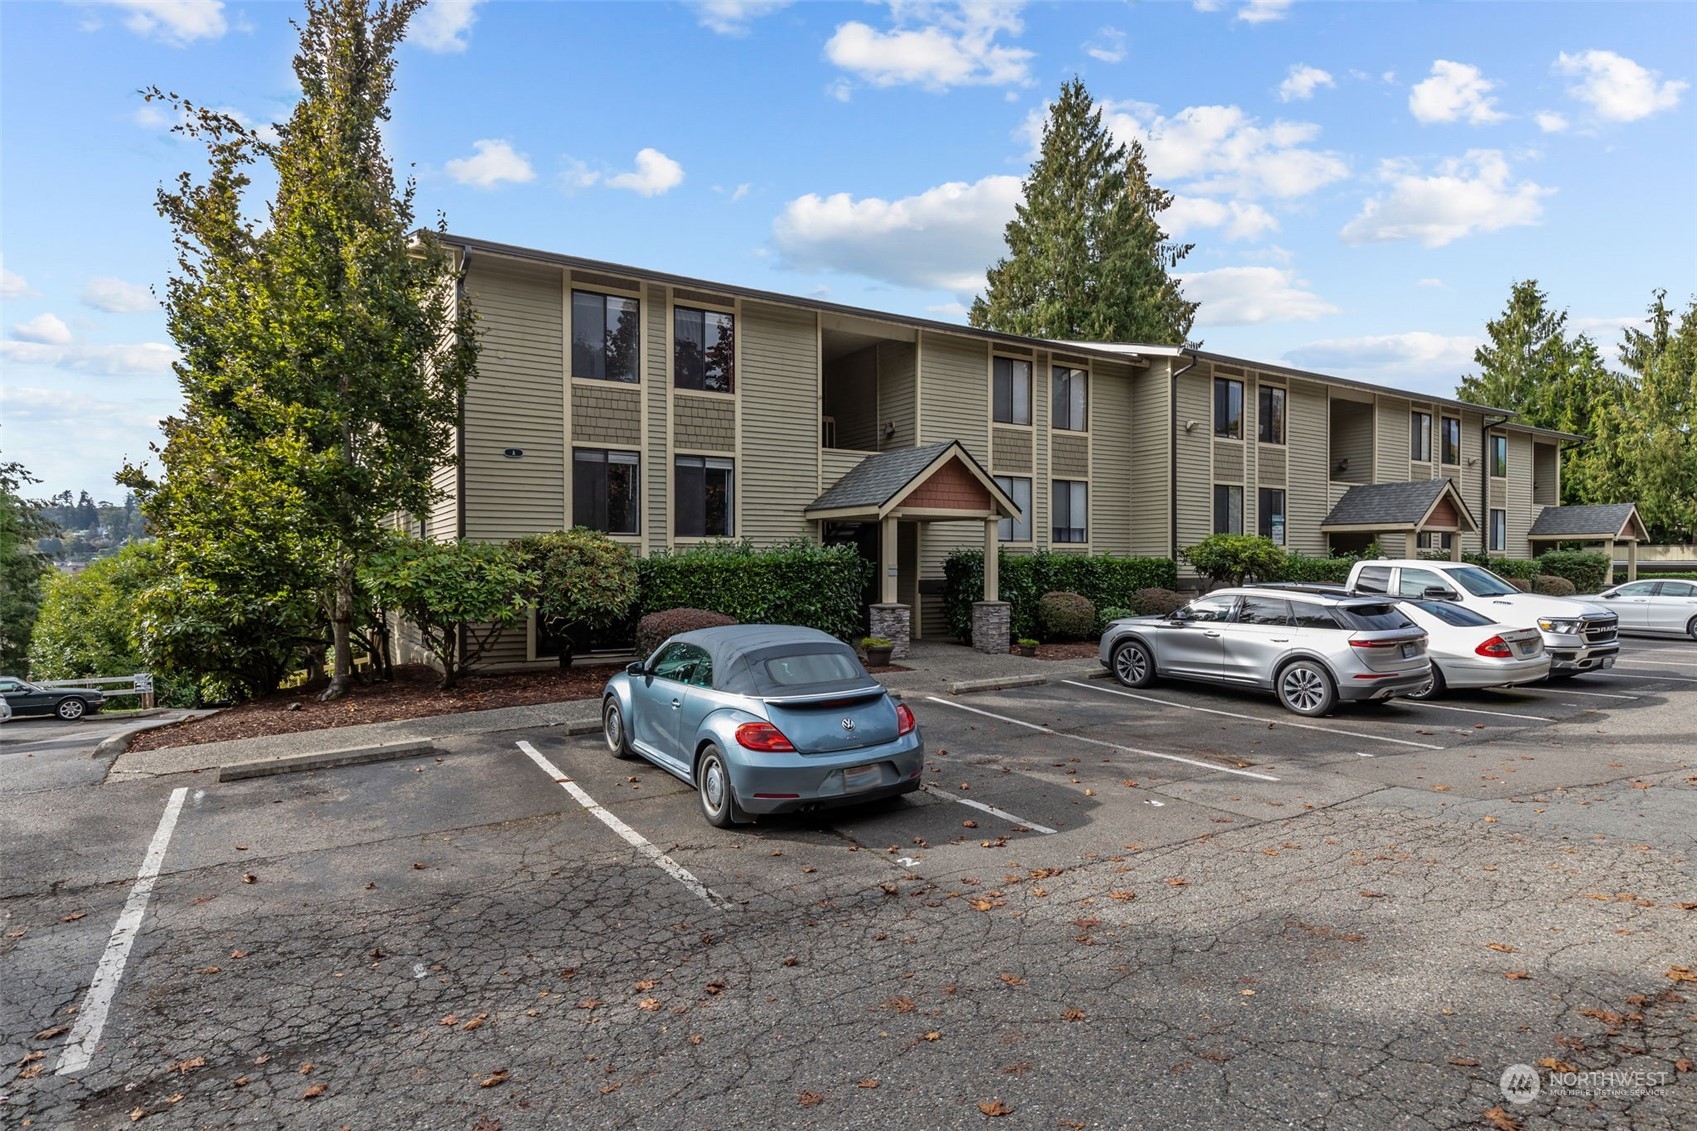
[1509, 577, 1533, 592]
[636, 608, 738, 657]
[942, 550, 1176, 641]
[1534, 551, 1610, 593]
[1271, 554, 1357, 584]
[1037, 591, 1096, 641]
[361, 537, 530, 689]
[1179, 534, 1286, 590]
[1133, 587, 1187, 616]
[511, 529, 639, 666]
[1099, 606, 1134, 626]
[1465, 553, 1541, 582]
[636, 539, 868, 641]
[1533, 574, 1577, 597]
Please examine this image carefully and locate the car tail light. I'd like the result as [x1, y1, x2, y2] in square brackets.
[734, 722, 795, 752]
[896, 702, 917, 736]
[1348, 637, 1401, 649]
[1475, 635, 1514, 658]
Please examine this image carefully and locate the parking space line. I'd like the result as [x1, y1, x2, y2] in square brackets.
[57, 786, 188, 1077]
[927, 695, 1281, 781]
[516, 741, 735, 912]
[1611, 660, 1697, 671]
[1514, 687, 1637, 700]
[1588, 670, 1697, 684]
[919, 785, 1057, 834]
[1062, 681, 1445, 751]
[1403, 701, 1549, 722]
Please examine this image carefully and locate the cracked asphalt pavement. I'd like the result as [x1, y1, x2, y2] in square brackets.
[3, 639, 1694, 1129]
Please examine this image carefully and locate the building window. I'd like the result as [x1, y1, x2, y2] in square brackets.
[1258, 386, 1286, 444]
[1052, 480, 1087, 543]
[994, 475, 1032, 542]
[1490, 434, 1508, 477]
[572, 449, 640, 535]
[1213, 484, 1244, 534]
[1440, 417, 1460, 465]
[993, 357, 1031, 425]
[1051, 366, 1087, 431]
[1417, 531, 1454, 551]
[674, 307, 734, 393]
[1489, 509, 1506, 551]
[1411, 412, 1432, 462]
[1214, 378, 1243, 439]
[675, 456, 734, 537]
[571, 290, 639, 383]
[1257, 487, 1286, 545]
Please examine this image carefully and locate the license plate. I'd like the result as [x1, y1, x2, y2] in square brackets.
[1601, 656, 1615, 669]
[1517, 642, 1537, 656]
[1400, 642, 1416, 659]
[842, 764, 880, 792]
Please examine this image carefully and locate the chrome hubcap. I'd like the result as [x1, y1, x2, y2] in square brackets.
[703, 761, 725, 811]
[1283, 668, 1324, 711]
[604, 705, 621, 748]
[62, 701, 83, 719]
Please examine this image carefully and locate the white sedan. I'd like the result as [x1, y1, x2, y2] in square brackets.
[1395, 598, 1549, 699]
[1583, 579, 1697, 640]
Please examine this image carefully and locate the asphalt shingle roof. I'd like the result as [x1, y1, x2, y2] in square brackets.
[1528, 503, 1641, 539]
[805, 442, 960, 514]
[1321, 479, 1458, 528]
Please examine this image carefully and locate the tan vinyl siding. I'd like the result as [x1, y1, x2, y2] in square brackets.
[1329, 397, 1374, 485]
[1129, 359, 1170, 556]
[673, 392, 735, 450]
[1286, 380, 1330, 555]
[820, 447, 864, 489]
[992, 427, 1032, 472]
[1506, 431, 1535, 557]
[571, 384, 641, 446]
[1455, 410, 1486, 555]
[1089, 361, 1133, 554]
[916, 331, 994, 587]
[1051, 433, 1090, 477]
[738, 300, 818, 544]
[875, 341, 917, 451]
[1175, 364, 1213, 553]
[824, 347, 879, 452]
[427, 461, 457, 540]
[645, 283, 668, 553]
[1374, 395, 1410, 484]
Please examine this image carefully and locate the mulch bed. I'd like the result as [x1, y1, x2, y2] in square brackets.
[1023, 642, 1099, 661]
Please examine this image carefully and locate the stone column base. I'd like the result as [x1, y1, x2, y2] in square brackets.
[970, 601, 1011, 655]
[869, 603, 912, 660]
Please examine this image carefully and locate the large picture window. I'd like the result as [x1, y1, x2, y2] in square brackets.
[1411, 412, 1432, 462]
[1214, 484, 1244, 534]
[1257, 487, 1286, 545]
[994, 475, 1032, 542]
[1258, 386, 1285, 444]
[1440, 417, 1460, 465]
[1052, 480, 1087, 543]
[1214, 378, 1244, 439]
[571, 290, 639, 383]
[993, 357, 1031, 425]
[674, 307, 735, 393]
[572, 449, 640, 535]
[1051, 366, 1087, 431]
[674, 456, 734, 537]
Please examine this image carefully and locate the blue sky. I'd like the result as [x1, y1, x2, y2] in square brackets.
[2, 0, 1692, 500]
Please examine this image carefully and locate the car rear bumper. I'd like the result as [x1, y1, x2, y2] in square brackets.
[729, 736, 924, 816]
[1439, 654, 1553, 689]
[1336, 668, 1433, 702]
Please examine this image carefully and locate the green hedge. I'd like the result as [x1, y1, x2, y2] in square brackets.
[943, 550, 1176, 640]
[1268, 553, 1358, 584]
[636, 539, 870, 641]
[1616, 570, 1697, 583]
[1533, 551, 1610, 593]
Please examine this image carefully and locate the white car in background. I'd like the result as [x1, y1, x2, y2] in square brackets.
[1582, 579, 1697, 640]
[1392, 598, 1550, 699]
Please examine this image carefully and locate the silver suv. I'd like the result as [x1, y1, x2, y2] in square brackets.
[1098, 587, 1431, 716]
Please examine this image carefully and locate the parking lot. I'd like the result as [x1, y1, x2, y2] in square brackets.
[4, 639, 1694, 1128]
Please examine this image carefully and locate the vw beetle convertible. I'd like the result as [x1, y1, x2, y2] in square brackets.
[601, 625, 923, 827]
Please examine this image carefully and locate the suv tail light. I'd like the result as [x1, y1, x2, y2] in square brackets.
[1475, 635, 1514, 658]
[896, 702, 917, 736]
[734, 722, 795, 752]
[1348, 637, 1401, 649]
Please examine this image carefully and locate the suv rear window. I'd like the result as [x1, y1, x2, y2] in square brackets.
[1334, 603, 1415, 631]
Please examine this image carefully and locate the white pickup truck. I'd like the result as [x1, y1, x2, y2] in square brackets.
[1344, 559, 1620, 676]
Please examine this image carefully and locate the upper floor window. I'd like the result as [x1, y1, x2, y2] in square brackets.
[993, 357, 1031, 425]
[572, 448, 640, 535]
[1258, 386, 1285, 444]
[1411, 411, 1432, 462]
[1214, 377, 1243, 439]
[994, 475, 1032, 542]
[1490, 434, 1508, 477]
[1051, 366, 1087, 431]
[1052, 480, 1087, 543]
[1213, 484, 1243, 534]
[675, 455, 734, 538]
[1440, 417, 1460, 465]
[674, 307, 735, 393]
[571, 290, 639, 383]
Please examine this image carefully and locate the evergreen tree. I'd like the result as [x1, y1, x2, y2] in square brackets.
[0, 461, 58, 675]
[1616, 291, 1697, 542]
[970, 78, 1197, 346]
[1457, 280, 1572, 418]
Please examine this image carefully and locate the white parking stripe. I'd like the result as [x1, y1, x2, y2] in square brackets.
[1588, 670, 1697, 684]
[57, 787, 188, 1076]
[516, 741, 735, 912]
[1063, 681, 1445, 751]
[1611, 659, 1697, 670]
[919, 785, 1057, 834]
[928, 695, 1282, 781]
[1513, 687, 1638, 700]
[1404, 701, 1549, 722]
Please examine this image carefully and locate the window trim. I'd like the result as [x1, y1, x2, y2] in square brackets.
[1214, 377, 1244, 441]
[1257, 385, 1286, 445]
[671, 303, 736, 395]
[570, 289, 641, 384]
[1051, 479, 1088, 544]
[992, 356, 1033, 427]
[1410, 411, 1432, 463]
[994, 474, 1033, 543]
[571, 446, 642, 536]
[1050, 365, 1088, 432]
[673, 453, 736, 540]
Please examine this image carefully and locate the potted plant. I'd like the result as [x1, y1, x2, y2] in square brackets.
[1015, 637, 1040, 657]
[861, 636, 894, 666]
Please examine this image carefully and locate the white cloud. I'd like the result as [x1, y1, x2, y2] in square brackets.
[1237, 0, 1292, 25]
[87, 1, 227, 46]
[689, 0, 791, 36]
[1, 384, 165, 431]
[1084, 27, 1126, 64]
[1415, 277, 1445, 288]
[81, 277, 155, 313]
[926, 301, 970, 320]
[729, 183, 752, 203]
[1555, 50, 1687, 122]
[1283, 332, 1480, 392]
[0, 339, 178, 375]
[1534, 110, 1569, 134]
[606, 148, 685, 197]
[1103, 101, 1350, 199]
[1409, 60, 1507, 125]
[444, 139, 535, 189]
[0, 257, 26, 299]
[825, 2, 1033, 91]
[1162, 196, 1279, 242]
[772, 174, 1022, 292]
[410, 0, 484, 53]
[1180, 267, 1337, 327]
[1278, 64, 1334, 102]
[10, 313, 73, 346]
[1341, 150, 1553, 247]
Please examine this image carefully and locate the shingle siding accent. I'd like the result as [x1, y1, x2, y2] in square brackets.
[572, 385, 641, 446]
[739, 301, 818, 544]
[1258, 446, 1287, 487]
[645, 283, 668, 553]
[1052, 433, 1090, 477]
[992, 427, 1032, 472]
[902, 459, 993, 510]
[674, 393, 735, 451]
[1214, 441, 1244, 483]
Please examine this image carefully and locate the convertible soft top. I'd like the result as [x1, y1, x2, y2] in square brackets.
[663, 624, 880, 698]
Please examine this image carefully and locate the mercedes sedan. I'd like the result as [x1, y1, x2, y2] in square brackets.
[601, 625, 923, 827]
[1582, 579, 1697, 640]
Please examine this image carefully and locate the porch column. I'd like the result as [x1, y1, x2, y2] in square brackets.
[1450, 534, 1463, 562]
[1627, 538, 1637, 582]
[1402, 531, 1418, 558]
[983, 519, 999, 602]
[971, 518, 1010, 654]
[870, 514, 911, 660]
[880, 515, 898, 604]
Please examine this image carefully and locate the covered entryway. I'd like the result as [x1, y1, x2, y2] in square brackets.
[1321, 479, 1478, 558]
[805, 441, 1021, 657]
[1528, 503, 1649, 581]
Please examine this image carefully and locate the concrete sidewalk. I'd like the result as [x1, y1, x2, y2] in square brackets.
[104, 639, 1106, 783]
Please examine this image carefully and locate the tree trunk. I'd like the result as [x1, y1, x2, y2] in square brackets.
[319, 556, 356, 701]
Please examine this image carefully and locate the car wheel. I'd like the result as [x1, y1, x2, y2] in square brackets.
[695, 745, 742, 829]
[1110, 639, 1156, 688]
[55, 698, 87, 721]
[1405, 666, 1446, 701]
[1276, 660, 1337, 717]
[1687, 615, 1697, 643]
[603, 697, 636, 759]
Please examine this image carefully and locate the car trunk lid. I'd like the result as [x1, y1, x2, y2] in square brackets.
[761, 688, 898, 754]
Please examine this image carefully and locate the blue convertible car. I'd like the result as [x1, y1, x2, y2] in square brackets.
[601, 625, 924, 827]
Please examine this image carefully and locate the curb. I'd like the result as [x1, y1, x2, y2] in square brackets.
[92, 715, 201, 760]
[947, 667, 1109, 695]
[219, 739, 438, 782]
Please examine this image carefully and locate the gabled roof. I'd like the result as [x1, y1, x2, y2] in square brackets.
[1321, 478, 1478, 533]
[1527, 503, 1648, 542]
[804, 441, 1018, 520]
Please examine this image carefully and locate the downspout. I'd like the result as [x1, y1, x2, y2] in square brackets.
[1480, 413, 1509, 556]
[1168, 350, 1197, 562]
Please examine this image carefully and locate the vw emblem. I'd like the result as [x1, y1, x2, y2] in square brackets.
[840, 717, 856, 732]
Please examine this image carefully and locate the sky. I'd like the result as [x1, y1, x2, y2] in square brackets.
[1, 0, 1693, 501]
